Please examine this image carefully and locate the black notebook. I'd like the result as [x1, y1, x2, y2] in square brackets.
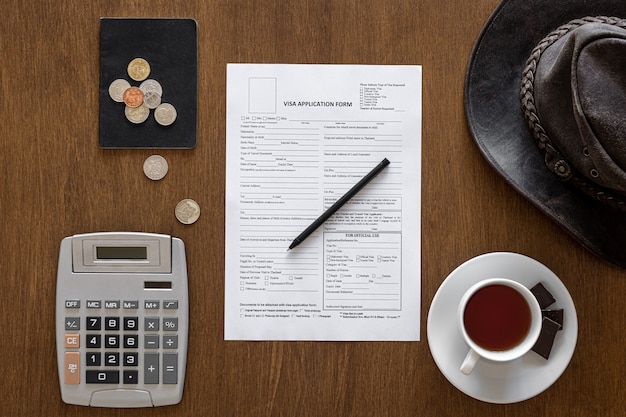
[99, 18, 197, 148]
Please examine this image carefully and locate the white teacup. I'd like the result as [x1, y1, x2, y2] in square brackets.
[458, 278, 542, 375]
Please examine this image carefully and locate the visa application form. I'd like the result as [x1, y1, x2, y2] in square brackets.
[225, 64, 421, 340]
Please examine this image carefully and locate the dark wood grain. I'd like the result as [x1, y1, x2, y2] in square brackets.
[2, 0, 626, 416]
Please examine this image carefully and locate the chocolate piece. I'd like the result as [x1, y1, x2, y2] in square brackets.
[530, 282, 556, 309]
[542, 309, 564, 330]
[532, 317, 561, 359]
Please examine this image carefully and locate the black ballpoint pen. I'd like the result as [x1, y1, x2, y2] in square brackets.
[288, 158, 390, 250]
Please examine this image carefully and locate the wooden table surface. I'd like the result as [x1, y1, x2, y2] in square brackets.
[2, 0, 626, 416]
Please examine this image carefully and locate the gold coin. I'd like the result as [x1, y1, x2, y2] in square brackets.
[175, 199, 201, 225]
[127, 58, 151, 81]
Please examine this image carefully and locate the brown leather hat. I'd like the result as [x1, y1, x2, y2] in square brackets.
[465, 0, 626, 268]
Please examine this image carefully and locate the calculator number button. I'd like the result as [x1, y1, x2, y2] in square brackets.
[124, 352, 138, 366]
[105, 352, 119, 366]
[86, 334, 101, 348]
[105, 317, 120, 330]
[105, 335, 119, 348]
[86, 370, 119, 384]
[124, 334, 139, 349]
[86, 352, 101, 366]
[86, 316, 101, 330]
[123, 317, 139, 331]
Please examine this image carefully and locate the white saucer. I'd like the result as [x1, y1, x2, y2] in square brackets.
[427, 252, 577, 404]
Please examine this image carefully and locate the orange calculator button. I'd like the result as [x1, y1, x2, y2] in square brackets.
[64, 333, 80, 348]
[64, 352, 80, 384]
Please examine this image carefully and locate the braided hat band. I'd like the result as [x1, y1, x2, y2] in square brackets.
[520, 16, 626, 212]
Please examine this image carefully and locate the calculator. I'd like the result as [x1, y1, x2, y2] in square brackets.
[55, 232, 188, 407]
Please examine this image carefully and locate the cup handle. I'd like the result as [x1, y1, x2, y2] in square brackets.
[460, 349, 480, 375]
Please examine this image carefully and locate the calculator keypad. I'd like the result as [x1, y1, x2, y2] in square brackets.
[63, 299, 180, 386]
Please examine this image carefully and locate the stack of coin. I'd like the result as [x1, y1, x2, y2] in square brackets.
[108, 58, 177, 126]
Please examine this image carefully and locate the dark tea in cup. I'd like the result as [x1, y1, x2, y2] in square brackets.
[463, 284, 531, 351]
[459, 278, 542, 375]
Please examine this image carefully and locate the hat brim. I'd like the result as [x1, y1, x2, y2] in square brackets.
[465, 0, 626, 268]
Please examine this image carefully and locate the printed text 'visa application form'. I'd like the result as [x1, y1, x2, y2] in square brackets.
[225, 64, 421, 340]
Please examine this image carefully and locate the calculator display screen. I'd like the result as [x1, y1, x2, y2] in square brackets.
[95, 246, 148, 260]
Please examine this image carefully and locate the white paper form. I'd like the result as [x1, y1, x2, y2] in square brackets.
[225, 64, 421, 341]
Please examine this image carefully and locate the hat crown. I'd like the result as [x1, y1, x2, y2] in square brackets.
[466, 2, 626, 268]
[522, 17, 626, 207]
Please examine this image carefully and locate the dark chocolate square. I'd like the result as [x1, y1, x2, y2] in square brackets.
[530, 282, 556, 309]
[532, 317, 561, 359]
[99, 18, 197, 148]
[542, 309, 564, 330]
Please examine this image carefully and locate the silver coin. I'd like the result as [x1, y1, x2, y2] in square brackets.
[154, 103, 177, 126]
[139, 79, 163, 96]
[143, 155, 169, 181]
[175, 199, 201, 224]
[125, 104, 150, 124]
[108, 79, 131, 102]
[143, 91, 162, 109]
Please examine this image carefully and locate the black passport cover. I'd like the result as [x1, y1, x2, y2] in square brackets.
[99, 18, 197, 148]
